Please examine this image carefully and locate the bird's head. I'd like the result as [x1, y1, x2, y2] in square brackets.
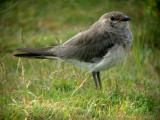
[100, 11, 131, 29]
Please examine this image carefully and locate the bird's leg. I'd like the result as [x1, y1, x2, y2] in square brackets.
[92, 72, 98, 89]
[97, 71, 102, 89]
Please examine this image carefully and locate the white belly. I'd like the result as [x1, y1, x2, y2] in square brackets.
[91, 45, 127, 72]
[68, 45, 128, 73]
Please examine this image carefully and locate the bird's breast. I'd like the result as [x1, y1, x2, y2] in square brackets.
[90, 44, 128, 72]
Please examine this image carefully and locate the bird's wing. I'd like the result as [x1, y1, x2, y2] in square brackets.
[53, 21, 118, 62]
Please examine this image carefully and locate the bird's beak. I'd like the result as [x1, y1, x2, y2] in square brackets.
[121, 17, 131, 21]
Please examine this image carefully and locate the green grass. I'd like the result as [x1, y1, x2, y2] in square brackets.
[0, 0, 160, 119]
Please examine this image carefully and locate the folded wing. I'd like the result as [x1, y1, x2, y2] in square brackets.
[53, 21, 117, 62]
[15, 21, 117, 62]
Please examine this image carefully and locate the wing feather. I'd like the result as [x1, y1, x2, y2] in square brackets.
[53, 21, 117, 62]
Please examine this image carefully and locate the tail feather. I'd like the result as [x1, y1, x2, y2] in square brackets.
[14, 53, 48, 59]
[14, 47, 56, 59]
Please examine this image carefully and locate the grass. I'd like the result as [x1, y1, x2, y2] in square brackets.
[0, 0, 160, 119]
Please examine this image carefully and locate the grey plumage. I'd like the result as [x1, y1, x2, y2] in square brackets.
[14, 11, 133, 89]
[14, 47, 55, 59]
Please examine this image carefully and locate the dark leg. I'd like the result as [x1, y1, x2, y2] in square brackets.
[92, 72, 98, 89]
[97, 71, 102, 89]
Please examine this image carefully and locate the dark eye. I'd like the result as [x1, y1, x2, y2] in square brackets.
[110, 16, 115, 21]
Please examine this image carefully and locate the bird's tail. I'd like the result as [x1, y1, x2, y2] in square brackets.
[14, 47, 57, 59]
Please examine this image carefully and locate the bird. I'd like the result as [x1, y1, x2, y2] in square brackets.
[14, 11, 133, 89]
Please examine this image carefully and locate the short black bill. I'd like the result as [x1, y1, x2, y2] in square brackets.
[121, 17, 131, 21]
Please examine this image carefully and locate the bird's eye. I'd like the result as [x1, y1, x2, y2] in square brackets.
[110, 16, 115, 21]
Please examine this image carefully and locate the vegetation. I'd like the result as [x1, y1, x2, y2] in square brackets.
[0, 0, 159, 119]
